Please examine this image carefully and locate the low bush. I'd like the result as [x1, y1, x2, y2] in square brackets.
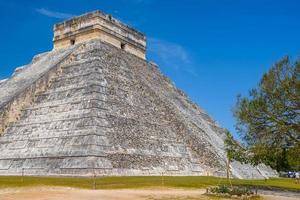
[229, 186, 253, 196]
[209, 185, 230, 194]
[208, 185, 256, 199]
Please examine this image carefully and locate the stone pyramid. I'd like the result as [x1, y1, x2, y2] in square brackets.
[0, 11, 277, 178]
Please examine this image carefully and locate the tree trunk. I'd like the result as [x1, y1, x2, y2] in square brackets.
[226, 158, 230, 181]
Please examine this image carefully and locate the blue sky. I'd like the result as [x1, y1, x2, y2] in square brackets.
[0, 0, 300, 138]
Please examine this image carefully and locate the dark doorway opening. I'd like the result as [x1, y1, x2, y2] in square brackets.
[70, 39, 76, 45]
[121, 43, 126, 50]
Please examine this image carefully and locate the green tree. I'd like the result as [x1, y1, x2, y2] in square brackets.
[287, 143, 300, 171]
[234, 56, 300, 171]
[224, 130, 249, 180]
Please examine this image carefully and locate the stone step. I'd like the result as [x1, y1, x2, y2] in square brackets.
[47, 75, 133, 94]
[61, 58, 105, 73]
[35, 80, 107, 97]
[49, 71, 105, 88]
[55, 61, 135, 89]
[0, 156, 113, 172]
[0, 145, 110, 160]
[23, 94, 108, 111]
[20, 109, 106, 124]
[48, 77, 107, 92]
[2, 134, 110, 149]
[0, 130, 187, 158]
[33, 87, 108, 103]
[21, 101, 108, 120]
[61, 56, 134, 80]
[11, 115, 109, 127]
[62, 61, 126, 77]
[2, 127, 112, 143]
[0, 128, 108, 141]
[4, 118, 110, 136]
[21, 106, 105, 120]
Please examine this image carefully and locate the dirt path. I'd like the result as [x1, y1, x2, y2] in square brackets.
[263, 195, 299, 200]
[0, 187, 205, 200]
[0, 187, 299, 200]
[258, 189, 300, 200]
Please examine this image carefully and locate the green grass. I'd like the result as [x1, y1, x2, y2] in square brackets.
[147, 196, 262, 200]
[0, 176, 299, 191]
[147, 196, 232, 200]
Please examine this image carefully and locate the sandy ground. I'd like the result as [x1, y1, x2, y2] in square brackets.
[262, 195, 299, 200]
[0, 187, 299, 200]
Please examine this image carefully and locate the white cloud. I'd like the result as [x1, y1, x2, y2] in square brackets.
[148, 38, 198, 76]
[36, 8, 74, 19]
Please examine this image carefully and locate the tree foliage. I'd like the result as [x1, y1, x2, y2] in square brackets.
[224, 130, 248, 164]
[234, 56, 300, 171]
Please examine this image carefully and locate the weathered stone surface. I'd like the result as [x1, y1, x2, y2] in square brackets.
[0, 12, 277, 178]
[0, 40, 277, 178]
[53, 10, 146, 59]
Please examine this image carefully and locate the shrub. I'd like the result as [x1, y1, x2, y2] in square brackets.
[208, 185, 254, 197]
[209, 185, 230, 194]
[229, 187, 253, 196]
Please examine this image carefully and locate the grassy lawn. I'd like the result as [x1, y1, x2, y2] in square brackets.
[0, 176, 299, 191]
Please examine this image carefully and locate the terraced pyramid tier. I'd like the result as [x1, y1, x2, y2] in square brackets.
[0, 40, 277, 178]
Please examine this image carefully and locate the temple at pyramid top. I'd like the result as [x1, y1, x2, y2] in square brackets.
[53, 10, 147, 59]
